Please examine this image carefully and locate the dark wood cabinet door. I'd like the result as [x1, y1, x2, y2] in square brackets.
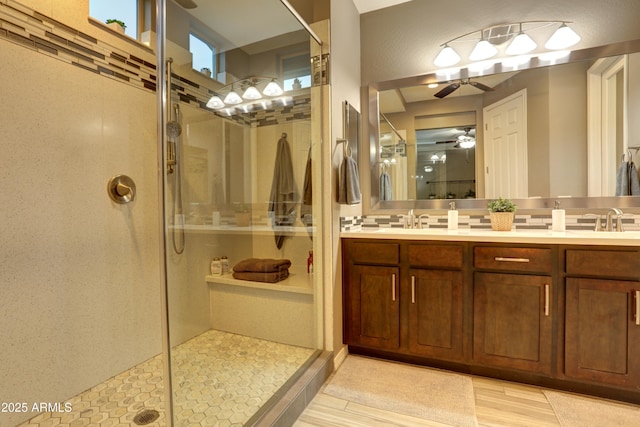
[565, 277, 640, 387]
[346, 265, 400, 350]
[473, 272, 553, 374]
[408, 269, 464, 360]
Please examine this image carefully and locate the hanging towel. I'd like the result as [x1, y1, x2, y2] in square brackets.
[380, 171, 392, 201]
[268, 133, 297, 249]
[630, 162, 640, 195]
[300, 146, 313, 228]
[338, 148, 361, 205]
[615, 160, 629, 196]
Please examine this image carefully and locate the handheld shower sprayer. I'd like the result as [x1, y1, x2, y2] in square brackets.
[166, 104, 182, 174]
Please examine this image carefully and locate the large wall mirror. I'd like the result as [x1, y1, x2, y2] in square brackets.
[363, 38, 640, 212]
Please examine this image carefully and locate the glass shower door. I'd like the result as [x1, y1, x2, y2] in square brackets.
[160, 1, 324, 425]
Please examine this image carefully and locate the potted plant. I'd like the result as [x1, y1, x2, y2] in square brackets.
[487, 197, 517, 231]
[106, 19, 126, 34]
[233, 203, 251, 227]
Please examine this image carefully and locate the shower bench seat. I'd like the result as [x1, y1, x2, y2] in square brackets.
[205, 273, 315, 348]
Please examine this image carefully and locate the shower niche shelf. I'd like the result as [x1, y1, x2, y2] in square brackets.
[174, 224, 315, 236]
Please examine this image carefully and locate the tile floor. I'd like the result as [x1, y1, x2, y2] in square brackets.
[16, 330, 315, 427]
[295, 355, 640, 427]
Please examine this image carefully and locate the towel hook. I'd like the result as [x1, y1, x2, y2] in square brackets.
[336, 138, 350, 157]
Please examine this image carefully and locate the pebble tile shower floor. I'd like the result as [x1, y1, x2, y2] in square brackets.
[17, 330, 315, 427]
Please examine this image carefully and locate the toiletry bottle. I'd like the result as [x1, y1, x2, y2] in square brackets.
[448, 201, 458, 230]
[210, 257, 222, 275]
[552, 200, 566, 231]
[307, 250, 314, 274]
[220, 256, 230, 274]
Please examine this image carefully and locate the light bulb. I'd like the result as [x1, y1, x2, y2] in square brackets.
[242, 85, 262, 100]
[434, 45, 461, 67]
[506, 31, 537, 55]
[545, 23, 581, 50]
[223, 90, 242, 105]
[469, 39, 498, 61]
[263, 81, 283, 96]
[206, 95, 224, 109]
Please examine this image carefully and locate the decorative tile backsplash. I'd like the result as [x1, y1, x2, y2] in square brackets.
[0, 0, 310, 128]
[341, 213, 640, 232]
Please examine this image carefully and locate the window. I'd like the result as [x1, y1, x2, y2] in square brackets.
[190, 33, 216, 76]
[282, 54, 311, 91]
[90, 0, 138, 39]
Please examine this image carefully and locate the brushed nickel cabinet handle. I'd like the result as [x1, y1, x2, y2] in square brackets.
[635, 290, 640, 326]
[411, 276, 416, 304]
[392, 274, 396, 302]
[544, 284, 550, 317]
[495, 257, 530, 263]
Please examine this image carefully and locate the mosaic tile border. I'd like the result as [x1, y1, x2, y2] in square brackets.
[0, 0, 311, 128]
[0, 0, 157, 92]
[342, 214, 640, 232]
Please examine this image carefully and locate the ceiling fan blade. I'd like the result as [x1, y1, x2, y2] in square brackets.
[434, 83, 460, 98]
[469, 81, 494, 92]
[174, 0, 198, 9]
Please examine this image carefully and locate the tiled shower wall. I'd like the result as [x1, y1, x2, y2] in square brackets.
[0, 2, 315, 425]
[0, 2, 163, 426]
[341, 213, 640, 231]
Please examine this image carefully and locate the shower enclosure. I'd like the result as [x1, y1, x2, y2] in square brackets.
[0, 0, 325, 426]
[160, 0, 325, 425]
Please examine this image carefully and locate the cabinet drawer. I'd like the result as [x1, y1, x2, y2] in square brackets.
[566, 249, 640, 279]
[347, 241, 400, 265]
[408, 244, 464, 269]
[474, 246, 552, 273]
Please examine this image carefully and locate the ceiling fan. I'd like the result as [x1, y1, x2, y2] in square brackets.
[434, 79, 494, 98]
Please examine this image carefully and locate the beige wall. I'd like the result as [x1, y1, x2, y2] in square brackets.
[328, 0, 361, 358]
[360, 0, 640, 85]
[0, 2, 162, 426]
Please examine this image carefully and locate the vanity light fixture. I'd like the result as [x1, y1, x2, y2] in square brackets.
[433, 21, 581, 69]
[544, 23, 581, 50]
[223, 88, 243, 105]
[206, 77, 285, 114]
[469, 32, 498, 61]
[505, 23, 537, 55]
[434, 44, 461, 67]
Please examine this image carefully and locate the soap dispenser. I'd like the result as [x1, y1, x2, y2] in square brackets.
[552, 200, 566, 231]
[448, 201, 458, 230]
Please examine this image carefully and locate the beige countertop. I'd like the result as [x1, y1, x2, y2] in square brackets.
[340, 228, 640, 246]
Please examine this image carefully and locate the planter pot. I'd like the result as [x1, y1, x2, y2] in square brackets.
[235, 212, 251, 227]
[489, 212, 514, 231]
[107, 22, 125, 34]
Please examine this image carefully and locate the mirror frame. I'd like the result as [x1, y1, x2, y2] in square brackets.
[362, 38, 640, 213]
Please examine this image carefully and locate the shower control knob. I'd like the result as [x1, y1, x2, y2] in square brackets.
[108, 174, 136, 204]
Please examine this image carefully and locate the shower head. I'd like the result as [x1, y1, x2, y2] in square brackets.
[167, 103, 182, 138]
[167, 121, 182, 139]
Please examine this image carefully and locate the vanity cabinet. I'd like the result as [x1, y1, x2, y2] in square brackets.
[343, 241, 400, 350]
[342, 236, 640, 404]
[564, 248, 640, 388]
[472, 246, 554, 374]
[342, 239, 466, 360]
[407, 243, 465, 361]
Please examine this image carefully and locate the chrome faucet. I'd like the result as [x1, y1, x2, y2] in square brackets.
[417, 214, 429, 229]
[400, 209, 415, 229]
[406, 209, 415, 229]
[606, 208, 624, 232]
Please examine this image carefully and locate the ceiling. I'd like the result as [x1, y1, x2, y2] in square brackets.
[352, 0, 413, 14]
[380, 72, 518, 114]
